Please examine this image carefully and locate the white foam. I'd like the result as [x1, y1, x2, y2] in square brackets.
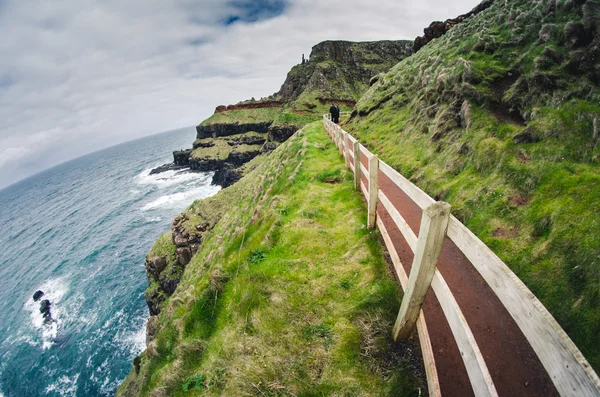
[116, 320, 146, 357]
[141, 185, 220, 211]
[44, 373, 79, 396]
[135, 168, 209, 189]
[23, 277, 69, 349]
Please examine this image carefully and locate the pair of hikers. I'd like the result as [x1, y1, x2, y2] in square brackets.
[329, 103, 340, 124]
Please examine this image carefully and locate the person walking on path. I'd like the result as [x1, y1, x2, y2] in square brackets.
[330, 102, 340, 124]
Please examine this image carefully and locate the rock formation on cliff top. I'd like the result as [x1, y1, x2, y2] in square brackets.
[160, 40, 413, 188]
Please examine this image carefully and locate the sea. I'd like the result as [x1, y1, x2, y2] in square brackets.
[0, 127, 220, 396]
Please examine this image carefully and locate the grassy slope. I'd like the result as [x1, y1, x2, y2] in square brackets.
[348, 0, 600, 370]
[199, 107, 282, 126]
[118, 122, 424, 396]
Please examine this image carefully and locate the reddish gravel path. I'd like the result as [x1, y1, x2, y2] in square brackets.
[352, 151, 560, 397]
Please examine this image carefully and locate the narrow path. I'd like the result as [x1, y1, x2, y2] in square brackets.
[355, 150, 560, 397]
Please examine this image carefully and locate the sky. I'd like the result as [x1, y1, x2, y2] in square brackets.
[0, 0, 481, 189]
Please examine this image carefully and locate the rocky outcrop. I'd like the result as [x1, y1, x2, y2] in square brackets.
[143, 215, 210, 316]
[268, 125, 299, 143]
[33, 290, 44, 302]
[173, 149, 192, 166]
[413, 0, 495, 52]
[149, 163, 188, 175]
[212, 166, 242, 188]
[276, 40, 413, 104]
[196, 122, 272, 139]
[39, 299, 54, 325]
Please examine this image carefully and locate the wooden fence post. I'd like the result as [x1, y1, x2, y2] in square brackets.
[344, 134, 350, 169]
[368, 155, 379, 229]
[393, 201, 451, 341]
[353, 141, 360, 190]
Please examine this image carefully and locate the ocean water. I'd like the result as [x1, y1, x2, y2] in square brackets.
[0, 127, 220, 396]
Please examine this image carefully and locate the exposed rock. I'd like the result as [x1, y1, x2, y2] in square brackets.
[144, 288, 165, 316]
[159, 271, 182, 295]
[189, 156, 227, 172]
[146, 316, 160, 345]
[261, 142, 280, 153]
[40, 299, 51, 315]
[173, 149, 192, 166]
[39, 299, 54, 324]
[149, 163, 188, 175]
[212, 166, 242, 188]
[226, 133, 266, 146]
[513, 126, 542, 144]
[33, 290, 44, 302]
[268, 125, 299, 143]
[193, 140, 215, 149]
[146, 256, 167, 279]
[176, 246, 192, 266]
[227, 145, 263, 167]
[196, 122, 272, 139]
[413, 0, 495, 52]
[276, 40, 413, 103]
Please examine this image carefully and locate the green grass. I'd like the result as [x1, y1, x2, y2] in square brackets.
[200, 107, 282, 126]
[118, 122, 424, 396]
[347, 0, 600, 371]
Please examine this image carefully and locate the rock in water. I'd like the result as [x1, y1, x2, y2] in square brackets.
[39, 299, 55, 325]
[149, 163, 188, 175]
[33, 290, 44, 302]
[39, 299, 51, 315]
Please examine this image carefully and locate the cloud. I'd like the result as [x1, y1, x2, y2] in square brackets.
[0, 0, 480, 189]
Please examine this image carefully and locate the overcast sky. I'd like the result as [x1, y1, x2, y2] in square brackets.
[0, 0, 480, 189]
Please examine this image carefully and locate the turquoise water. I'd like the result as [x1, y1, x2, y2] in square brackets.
[0, 127, 219, 396]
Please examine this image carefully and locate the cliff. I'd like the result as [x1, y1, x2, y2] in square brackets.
[348, 0, 600, 371]
[166, 40, 413, 188]
[118, 123, 425, 396]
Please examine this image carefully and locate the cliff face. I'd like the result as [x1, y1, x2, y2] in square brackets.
[276, 40, 414, 106]
[166, 40, 414, 188]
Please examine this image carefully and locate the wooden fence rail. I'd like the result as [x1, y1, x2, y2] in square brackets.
[322, 114, 600, 397]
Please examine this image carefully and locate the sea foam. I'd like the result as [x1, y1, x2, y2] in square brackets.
[23, 277, 69, 349]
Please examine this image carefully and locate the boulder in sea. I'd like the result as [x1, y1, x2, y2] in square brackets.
[33, 290, 44, 302]
[40, 299, 51, 315]
[39, 299, 55, 325]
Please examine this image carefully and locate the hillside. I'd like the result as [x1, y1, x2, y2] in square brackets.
[118, 123, 424, 396]
[347, 0, 600, 370]
[169, 40, 413, 187]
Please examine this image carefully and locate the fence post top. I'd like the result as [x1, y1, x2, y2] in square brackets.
[424, 201, 451, 217]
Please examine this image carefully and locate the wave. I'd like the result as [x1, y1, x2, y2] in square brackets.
[44, 373, 79, 396]
[135, 167, 212, 189]
[23, 277, 69, 350]
[141, 184, 220, 211]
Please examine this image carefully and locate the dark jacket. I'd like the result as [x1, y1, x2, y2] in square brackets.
[329, 105, 338, 118]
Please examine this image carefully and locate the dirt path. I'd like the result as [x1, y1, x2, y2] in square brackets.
[355, 151, 559, 397]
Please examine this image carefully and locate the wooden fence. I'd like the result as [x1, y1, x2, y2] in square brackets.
[323, 114, 600, 397]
